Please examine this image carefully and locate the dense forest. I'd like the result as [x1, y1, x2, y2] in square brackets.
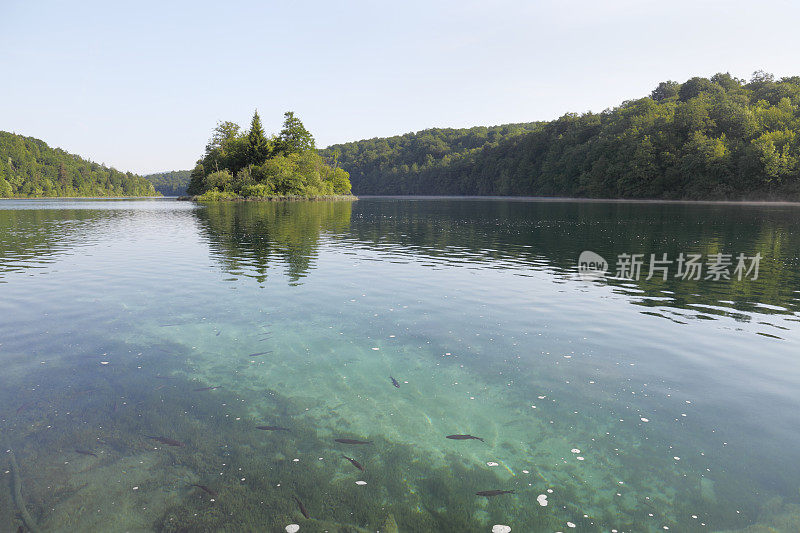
[0, 131, 157, 198]
[187, 111, 352, 199]
[144, 170, 190, 196]
[320, 123, 542, 195]
[324, 72, 800, 199]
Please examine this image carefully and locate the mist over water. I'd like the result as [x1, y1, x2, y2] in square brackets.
[1, 198, 799, 532]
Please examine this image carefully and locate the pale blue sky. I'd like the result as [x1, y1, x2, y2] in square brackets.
[2, 0, 798, 174]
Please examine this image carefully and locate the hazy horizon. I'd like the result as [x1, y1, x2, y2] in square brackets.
[3, 0, 799, 174]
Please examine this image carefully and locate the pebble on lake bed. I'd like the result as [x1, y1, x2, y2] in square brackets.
[285, 525, 300, 533]
[492, 525, 511, 533]
[486, 461, 499, 467]
[355, 480, 367, 485]
[537, 494, 548, 506]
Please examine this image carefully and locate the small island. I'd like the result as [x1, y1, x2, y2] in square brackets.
[185, 111, 354, 201]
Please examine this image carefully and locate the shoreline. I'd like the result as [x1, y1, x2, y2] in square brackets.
[179, 194, 358, 202]
[0, 196, 163, 200]
[3, 194, 800, 206]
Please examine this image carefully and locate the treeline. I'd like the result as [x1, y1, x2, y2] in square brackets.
[323, 72, 800, 199]
[0, 131, 157, 198]
[320, 123, 542, 195]
[144, 170, 191, 196]
[187, 111, 352, 199]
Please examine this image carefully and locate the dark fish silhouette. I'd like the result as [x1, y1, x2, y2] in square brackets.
[390, 376, 400, 388]
[16, 401, 34, 414]
[193, 385, 222, 391]
[75, 449, 97, 457]
[335, 438, 372, 445]
[476, 490, 514, 497]
[193, 484, 218, 498]
[446, 434, 484, 442]
[216, 331, 221, 336]
[248, 351, 272, 357]
[256, 425, 290, 431]
[292, 495, 310, 519]
[145, 435, 186, 447]
[342, 455, 364, 471]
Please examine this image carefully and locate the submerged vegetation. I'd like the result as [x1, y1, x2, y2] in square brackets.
[325, 71, 800, 200]
[0, 131, 157, 198]
[187, 111, 353, 200]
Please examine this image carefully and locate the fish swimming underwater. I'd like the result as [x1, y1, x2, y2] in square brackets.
[193, 385, 222, 391]
[390, 376, 400, 388]
[145, 435, 186, 447]
[256, 425, 290, 431]
[342, 455, 364, 471]
[476, 490, 514, 497]
[292, 495, 310, 519]
[193, 484, 218, 498]
[446, 434, 484, 442]
[75, 449, 98, 457]
[335, 438, 372, 445]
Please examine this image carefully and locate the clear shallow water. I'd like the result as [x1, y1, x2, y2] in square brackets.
[0, 197, 799, 532]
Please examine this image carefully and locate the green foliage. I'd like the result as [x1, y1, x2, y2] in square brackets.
[0, 131, 158, 198]
[319, 123, 543, 195]
[274, 111, 315, 155]
[191, 111, 351, 199]
[247, 110, 272, 166]
[143, 170, 191, 196]
[326, 72, 800, 200]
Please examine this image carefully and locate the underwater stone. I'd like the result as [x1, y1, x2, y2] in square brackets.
[492, 526, 511, 533]
[285, 524, 300, 533]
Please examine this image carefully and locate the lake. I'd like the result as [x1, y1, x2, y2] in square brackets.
[1, 197, 799, 532]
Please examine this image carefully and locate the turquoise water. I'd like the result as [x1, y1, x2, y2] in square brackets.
[1, 198, 799, 532]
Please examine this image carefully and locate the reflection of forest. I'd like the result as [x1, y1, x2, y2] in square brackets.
[342, 200, 800, 319]
[2, 199, 797, 321]
[0, 208, 109, 276]
[195, 199, 800, 319]
[195, 201, 354, 283]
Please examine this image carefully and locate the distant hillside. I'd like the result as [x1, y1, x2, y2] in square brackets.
[0, 131, 157, 198]
[320, 123, 542, 195]
[323, 72, 800, 200]
[144, 170, 191, 196]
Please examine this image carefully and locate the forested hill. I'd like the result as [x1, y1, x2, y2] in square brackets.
[320, 123, 542, 195]
[0, 131, 157, 198]
[322, 72, 800, 200]
[144, 170, 191, 196]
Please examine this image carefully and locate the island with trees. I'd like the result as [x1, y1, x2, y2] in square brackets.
[324, 71, 800, 200]
[186, 111, 353, 201]
[0, 131, 157, 198]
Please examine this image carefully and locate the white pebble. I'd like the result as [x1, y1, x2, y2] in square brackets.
[355, 480, 367, 485]
[486, 461, 499, 467]
[536, 494, 548, 506]
[571, 448, 580, 454]
[640, 417, 649, 422]
[285, 525, 300, 533]
[567, 522, 576, 528]
[492, 526, 512, 533]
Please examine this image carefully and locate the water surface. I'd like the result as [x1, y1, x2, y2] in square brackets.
[1, 198, 799, 532]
